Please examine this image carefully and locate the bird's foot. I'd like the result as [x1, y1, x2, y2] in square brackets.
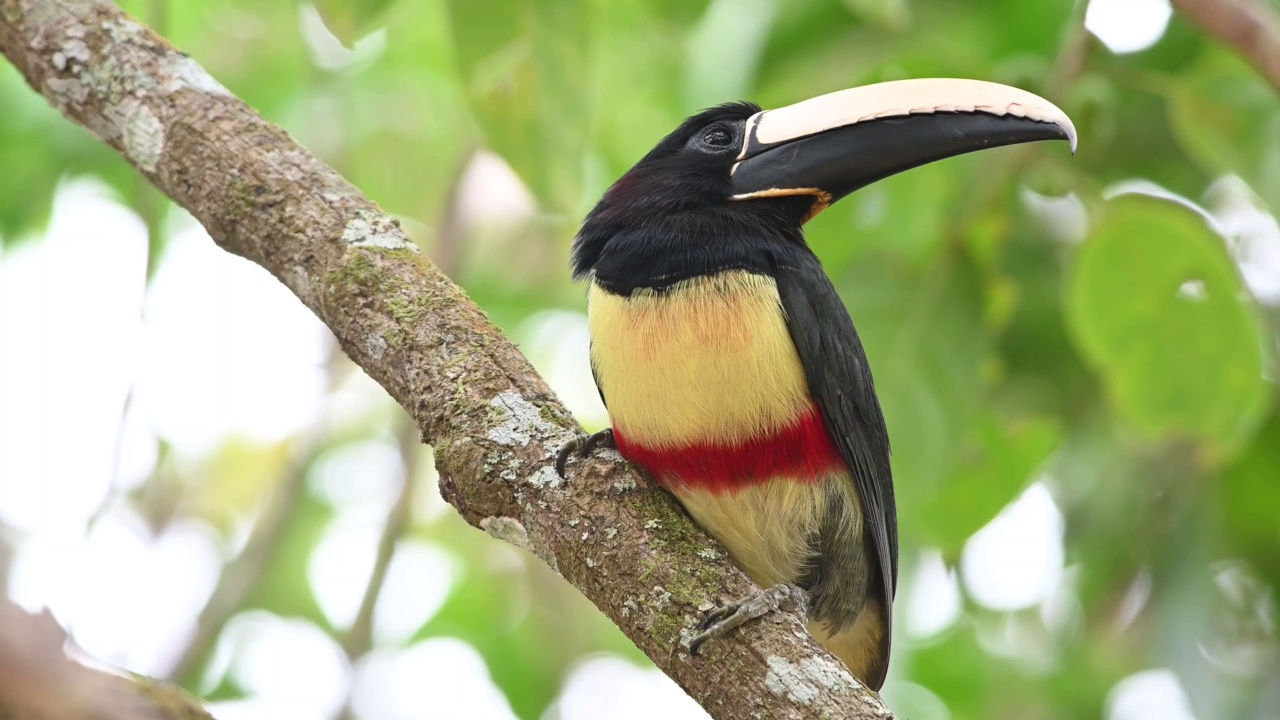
[688, 583, 808, 656]
[555, 428, 616, 477]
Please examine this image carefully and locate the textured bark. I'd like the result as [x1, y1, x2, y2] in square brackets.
[1171, 0, 1280, 93]
[0, 1, 894, 718]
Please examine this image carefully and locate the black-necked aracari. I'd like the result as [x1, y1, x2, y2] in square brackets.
[558, 78, 1076, 690]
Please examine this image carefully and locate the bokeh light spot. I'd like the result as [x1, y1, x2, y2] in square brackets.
[961, 483, 1065, 612]
[1085, 0, 1172, 54]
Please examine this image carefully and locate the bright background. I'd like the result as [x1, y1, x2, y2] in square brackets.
[2, 0, 1278, 718]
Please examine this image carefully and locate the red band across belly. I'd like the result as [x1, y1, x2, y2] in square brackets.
[613, 405, 845, 493]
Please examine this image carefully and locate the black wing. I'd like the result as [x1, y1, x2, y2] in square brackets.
[772, 252, 898, 655]
[589, 342, 608, 410]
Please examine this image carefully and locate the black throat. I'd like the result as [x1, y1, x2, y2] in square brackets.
[573, 196, 816, 296]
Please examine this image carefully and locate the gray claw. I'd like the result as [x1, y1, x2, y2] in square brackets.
[688, 584, 807, 657]
[555, 428, 617, 478]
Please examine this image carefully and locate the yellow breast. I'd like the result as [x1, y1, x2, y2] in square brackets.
[586, 270, 812, 449]
[587, 270, 885, 685]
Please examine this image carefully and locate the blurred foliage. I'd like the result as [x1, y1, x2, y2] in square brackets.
[1068, 194, 1267, 449]
[3, 0, 1280, 719]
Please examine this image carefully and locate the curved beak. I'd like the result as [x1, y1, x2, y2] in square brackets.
[729, 78, 1076, 211]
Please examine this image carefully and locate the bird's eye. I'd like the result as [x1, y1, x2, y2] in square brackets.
[685, 122, 740, 154]
[703, 128, 733, 147]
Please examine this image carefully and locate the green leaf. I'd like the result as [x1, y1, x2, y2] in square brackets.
[1168, 50, 1280, 211]
[1222, 410, 1280, 588]
[841, 0, 910, 31]
[838, 160, 958, 268]
[587, 2, 688, 184]
[314, 0, 397, 47]
[1066, 193, 1269, 451]
[837, 254, 1006, 555]
[978, 0, 1075, 58]
[683, 0, 779, 109]
[641, 0, 714, 26]
[921, 413, 1061, 554]
[446, 0, 591, 213]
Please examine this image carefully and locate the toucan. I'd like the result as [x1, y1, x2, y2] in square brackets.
[557, 79, 1076, 690]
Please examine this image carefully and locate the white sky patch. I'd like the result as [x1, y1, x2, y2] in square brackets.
[1020, 188, 1089, 244]
[298, 3, 388, 72]
[1085, 0, 1172, 54]
[410, 446, 452, 525]
[962, 482, 1065, 612]
[206, 611, 352, 720]
[326, 366, 403, 437]
[1177, 279, 1208, 301]
[1106, 669, 1198, 720]
[1205, 175, 1280, 305]
[113, 400, 160, 492]
[349, 639, 518, 720]
[905, 548, 962, 639]
[308, 518, 382, 630]
[455, 151, 539, 237]
[9, 511, 221, 676]
[973, 611, 1059, 674]
[1203, 561, 1277, 677]
[203, 697, 309, 720]
[549, 655, 710, 720]
[880, 681, 953, 720]
[308, 439, 405, 514]
[518, 310, 609, 431]
[373, 541, 457, 646]
[133, 215, 331, 460]
[0, 178, 340, 685]
[0, 179, 147, 534]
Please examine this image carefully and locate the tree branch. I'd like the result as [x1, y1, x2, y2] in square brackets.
[0, 599, 214, 720]
[1170, 0, 1280, 93]
[0, 1, 893, 717]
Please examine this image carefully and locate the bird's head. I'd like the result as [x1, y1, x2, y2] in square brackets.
[588, 102, 765, 216]
[574, 79, 1076, 288]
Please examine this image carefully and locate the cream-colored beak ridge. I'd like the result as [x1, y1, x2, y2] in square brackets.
[743, 78, 1076, 156]
[729, 78, 1076, 204]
